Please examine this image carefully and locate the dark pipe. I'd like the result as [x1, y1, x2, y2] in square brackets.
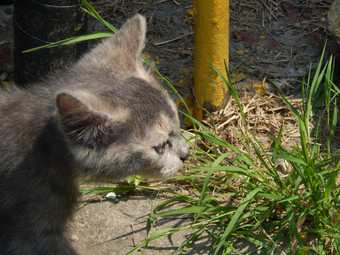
[13, 0, 87, 86]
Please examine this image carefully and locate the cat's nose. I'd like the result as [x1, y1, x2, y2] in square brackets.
[180, 151, 189, 162]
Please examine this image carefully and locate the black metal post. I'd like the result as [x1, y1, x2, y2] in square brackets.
[13, 0, 87, 86]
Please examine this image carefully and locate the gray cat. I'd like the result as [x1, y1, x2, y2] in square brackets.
[0, 14, 189, 255]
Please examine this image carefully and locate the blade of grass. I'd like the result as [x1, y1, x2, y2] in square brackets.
[23, 32, 113, 53]
[81, 0, 117, 33]
[213, 187, 263, 255]
[286, 202, 304, 251]
[198, 153, 232, 207]
[210, 60, 247, 128]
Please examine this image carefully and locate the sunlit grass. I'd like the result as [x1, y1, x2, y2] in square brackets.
[127, 53, 339, 254]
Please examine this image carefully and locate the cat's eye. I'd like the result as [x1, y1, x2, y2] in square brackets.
[154, 144, 165, 154]
[153, 140, 171, 155]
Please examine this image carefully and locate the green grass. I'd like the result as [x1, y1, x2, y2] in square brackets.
[127, 54, 339, 254]
[29, 1, 340, 253]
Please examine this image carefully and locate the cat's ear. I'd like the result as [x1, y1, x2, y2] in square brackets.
[113, 14, 146, 65]
[84, 14, 146, 72]
[56, 93, 113, 148]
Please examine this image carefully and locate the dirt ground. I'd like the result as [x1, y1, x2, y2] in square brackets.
[86, 0, 339, 97]
[67, 190, 220, 255]
[67, 189, 279, 255]
[0, 0, 339, 254]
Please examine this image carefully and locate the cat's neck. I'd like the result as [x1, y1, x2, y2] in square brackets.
[30, 117, 81, 201]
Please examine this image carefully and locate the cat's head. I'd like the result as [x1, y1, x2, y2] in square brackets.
[55, 14, 189, 180]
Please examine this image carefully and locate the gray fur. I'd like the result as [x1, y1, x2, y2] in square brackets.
[0, 14, 189, 255]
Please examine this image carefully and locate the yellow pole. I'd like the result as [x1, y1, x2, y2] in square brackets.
[193, 0, 229, 121]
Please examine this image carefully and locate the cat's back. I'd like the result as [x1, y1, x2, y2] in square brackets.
[0, 84, 57, 168]
[0, 83, 54, 119]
